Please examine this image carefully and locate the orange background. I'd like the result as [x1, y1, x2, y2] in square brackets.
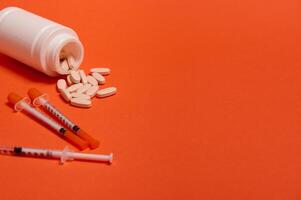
[0, 0, 301, 199]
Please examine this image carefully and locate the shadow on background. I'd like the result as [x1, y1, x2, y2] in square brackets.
[0, 53, 57, 84]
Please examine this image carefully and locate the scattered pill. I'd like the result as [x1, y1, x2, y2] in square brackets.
[86, 75, 98, 86]
[60, 89, 72, 102]
[71, 92, 91, 99]
[85, 85, 99, 97]
[57, 79, 67, 91]
[96, 87, 117, 98]
[71, 97, 92, 108]
[76, 83, 91, 94]
[79, 70, 87, 84]
[70, 70, 81, 83]
[67, 83, 83, 92]
[90, 68, 110, 75]
[67, 56, 76, 69]
[56, 63, 116, 108]
[92, 72, 105, 84]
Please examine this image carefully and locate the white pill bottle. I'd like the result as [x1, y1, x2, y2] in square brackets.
[0, 7, 84, 76]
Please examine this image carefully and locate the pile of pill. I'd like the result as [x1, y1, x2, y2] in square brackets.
[59, 52, 76, 73]
[56, 55, 117, 108]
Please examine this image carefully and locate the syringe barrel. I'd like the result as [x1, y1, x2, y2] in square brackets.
[0, 146, 112, 164]
[43, 102, 77, 130]
[21, 102, 63, 132]
[22, 147, 51, 157]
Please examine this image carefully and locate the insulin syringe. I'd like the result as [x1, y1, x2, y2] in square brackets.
[27, 88, 99, 149]
[7, 93, 88, 150]
[0, 146, 113, 164]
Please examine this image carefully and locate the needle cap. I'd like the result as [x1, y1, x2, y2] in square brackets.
[7, 93, 23, 105]
[77, 129, 100, 149]
[28, 88, 44, 100]
[7, 93, 30, 111]
[28, 88, 47, 106]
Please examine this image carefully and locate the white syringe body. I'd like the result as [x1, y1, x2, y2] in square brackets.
[36, 96, 77, 130]
[2, 146, 113, 164]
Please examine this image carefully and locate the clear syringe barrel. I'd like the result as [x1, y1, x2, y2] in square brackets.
[37, 97, 77, 130]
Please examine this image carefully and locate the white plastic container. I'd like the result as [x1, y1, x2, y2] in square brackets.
[0, 7, 84, 76]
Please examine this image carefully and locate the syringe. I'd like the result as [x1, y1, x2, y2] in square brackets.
[7, 93, 88, 150]
[0, 146, 113, 164]
[27, 88, 99, 149]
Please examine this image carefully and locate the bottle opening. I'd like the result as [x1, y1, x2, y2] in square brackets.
[56, 40, 83, 74]
[45, 32, 84, 76]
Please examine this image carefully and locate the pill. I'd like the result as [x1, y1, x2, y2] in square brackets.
[71, 92, 91, 99]
[86, 75, 98, 86]
[66, 75, 73, 85]
[57, 79, 67, 91]
[90, 68, 111, 75]
[79, 70, 87, 84]
[60, 89, 72, 102]
[85, 85, 99, 97]
[92, 72, 105, 84]
[70, 70, 81, 83]
[71, 97, 92, 108]
[96, 87, 117, 98]
[61, 59, 69, 73]
[67, 83, 83, 92]
[76, 83, 91, 94]
[67, 56, 76, 69]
